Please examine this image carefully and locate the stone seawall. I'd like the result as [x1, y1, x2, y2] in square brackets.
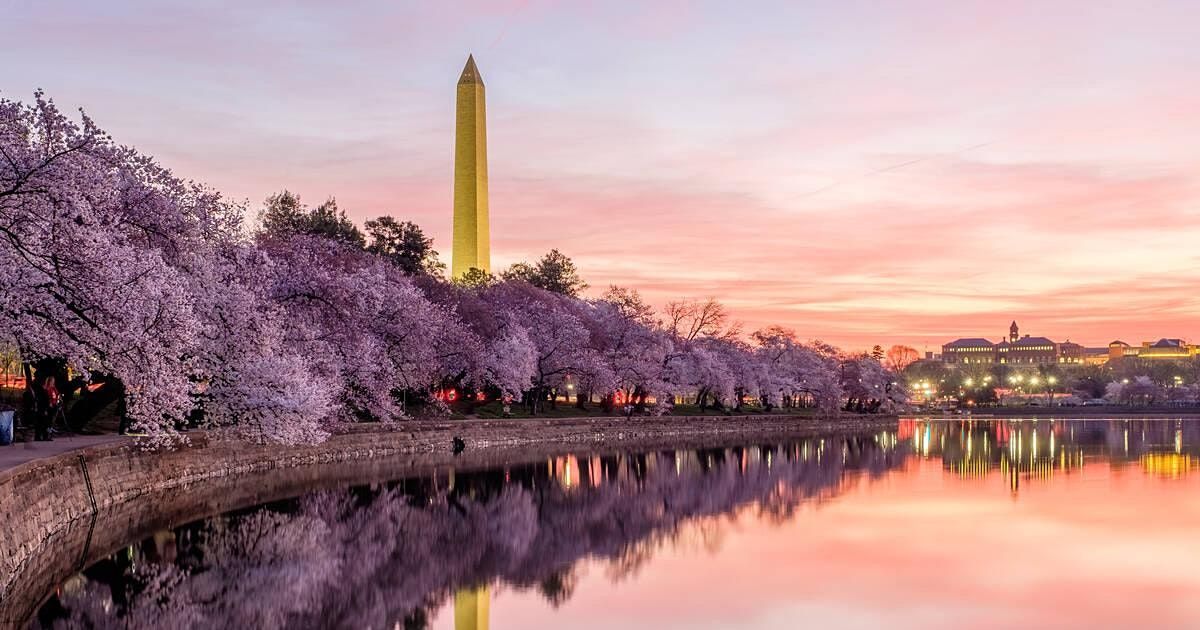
[0, 414, 896, 626]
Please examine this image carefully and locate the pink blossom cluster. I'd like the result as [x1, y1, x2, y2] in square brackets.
[0, 94, 904, 443]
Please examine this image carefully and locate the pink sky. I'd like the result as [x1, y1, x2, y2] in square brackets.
[5, 1, 1200, 349]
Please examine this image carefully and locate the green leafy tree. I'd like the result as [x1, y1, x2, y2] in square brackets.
[453, 267, 497, 289]
[364, 216, 444, 275]
[901, 359, 955, 398]
[259, 190, 306, 235]
[502, 249, 587, 296]
[306, 198, 365, 247]
[1065, 364, 1109, 399]
[259, 191, 365, 247]
[501, 262, 536, 284]
[601, 286, 656, 326]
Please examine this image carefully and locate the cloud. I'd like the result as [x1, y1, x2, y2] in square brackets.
[6, 0, 1200, 348]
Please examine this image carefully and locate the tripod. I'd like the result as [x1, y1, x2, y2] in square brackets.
[51, 404, 69, 434]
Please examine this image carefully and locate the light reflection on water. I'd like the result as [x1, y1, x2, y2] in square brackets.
[33, 419, 1200, 629]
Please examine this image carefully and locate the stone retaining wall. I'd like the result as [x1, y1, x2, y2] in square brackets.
[0, 414, 896, 625]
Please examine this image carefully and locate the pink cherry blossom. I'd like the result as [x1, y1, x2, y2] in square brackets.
[1, 93, 907, 442]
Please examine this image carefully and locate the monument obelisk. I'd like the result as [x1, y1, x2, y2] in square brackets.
[452, 54, 490, 277]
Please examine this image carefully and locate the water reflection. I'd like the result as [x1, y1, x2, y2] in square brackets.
[34, 432, 905, 629]
[900, 418, 1200, 491]
[33, 419, 1200, 629]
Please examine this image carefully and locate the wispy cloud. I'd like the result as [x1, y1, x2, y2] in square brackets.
[4, 0, 1199, 348]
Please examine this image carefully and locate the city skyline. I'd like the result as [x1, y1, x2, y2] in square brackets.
[5, 1, 1199, 348]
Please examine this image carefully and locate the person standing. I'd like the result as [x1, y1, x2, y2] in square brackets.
[34, 375, 59, 441]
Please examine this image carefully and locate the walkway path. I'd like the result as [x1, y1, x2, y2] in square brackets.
[0, 434, 127, 472]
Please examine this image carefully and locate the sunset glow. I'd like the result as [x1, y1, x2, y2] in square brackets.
[5, 1, 1199, 347]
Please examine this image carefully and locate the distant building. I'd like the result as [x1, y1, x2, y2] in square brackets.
[997, 335, 1059, 365]
[1111, 338, 1200, 361]
[1108, 341, 1134, 360]
[942, 338, 995, 365]
[941, 321, 1086, 366]
[1082, 346, 1111, 365]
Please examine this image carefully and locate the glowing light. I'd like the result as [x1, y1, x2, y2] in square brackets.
[1142, 453, 1196, 478]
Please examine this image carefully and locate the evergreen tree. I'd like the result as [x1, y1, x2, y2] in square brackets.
[503, 250, 587, 297]
[364, 215, 444, 275]
[259, 191, 365, 247]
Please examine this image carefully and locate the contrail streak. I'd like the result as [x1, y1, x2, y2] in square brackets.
[795, 141, 993, 200]
[489, 0, 530, 49]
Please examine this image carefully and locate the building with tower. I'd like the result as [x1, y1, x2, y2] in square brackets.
[941, 321, 1089, 365]
[938, 322, 1195, 367]
[452, 55, 491, 278]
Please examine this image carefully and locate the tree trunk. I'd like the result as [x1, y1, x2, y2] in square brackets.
[633, 386, 647, 413]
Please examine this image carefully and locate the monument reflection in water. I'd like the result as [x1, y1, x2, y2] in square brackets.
[34, 420, 1200, 629]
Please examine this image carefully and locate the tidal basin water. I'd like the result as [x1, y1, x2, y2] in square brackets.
[33, 419, 1200, 629]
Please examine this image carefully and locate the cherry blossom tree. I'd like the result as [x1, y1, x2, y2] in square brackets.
[839, 354, 906, 413]
[0, 92, 222, 439]
[750, 327, 842, 412]
[416, 277, 536, 400]
[2, 91, 906, 443]
[261, 235, 465, 422]
[481, 282, 595, 414]
[1105, 376, 1161, 406]
[183, 244, 334, 444]
[583, 287, 672, 411]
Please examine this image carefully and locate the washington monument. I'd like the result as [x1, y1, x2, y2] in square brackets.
[452, 54, 490, 277]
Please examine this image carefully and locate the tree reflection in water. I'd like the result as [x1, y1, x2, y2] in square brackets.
[35, 433, 904, 629]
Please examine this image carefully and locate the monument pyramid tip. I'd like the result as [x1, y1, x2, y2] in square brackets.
[459, 54, 483, 85]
